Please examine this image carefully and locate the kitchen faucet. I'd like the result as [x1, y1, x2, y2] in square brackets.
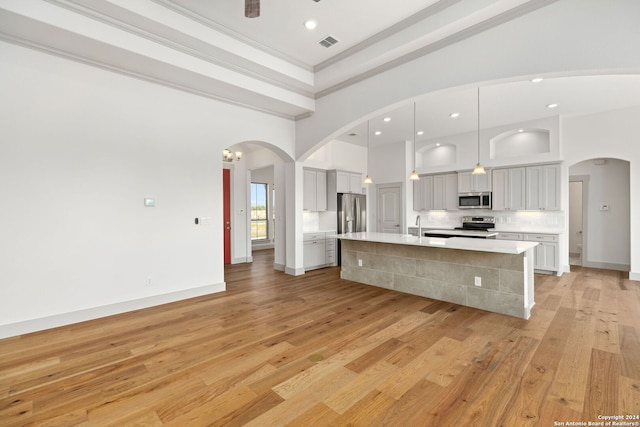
[415, 215, 421, 237]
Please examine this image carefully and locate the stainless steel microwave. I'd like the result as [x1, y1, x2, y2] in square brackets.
[458, 192, 491, 209]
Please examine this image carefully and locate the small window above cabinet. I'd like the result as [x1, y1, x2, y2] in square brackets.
[303, 168, 327, 211]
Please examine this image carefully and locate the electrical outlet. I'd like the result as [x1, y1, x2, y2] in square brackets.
[146, 276, 152, 286]
[474, 276, 482, 287]
[358, 259, 363, 267]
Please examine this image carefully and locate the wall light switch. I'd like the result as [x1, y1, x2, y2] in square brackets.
[600, 204, 609, 211]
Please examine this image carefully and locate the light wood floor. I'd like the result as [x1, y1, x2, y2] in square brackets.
[1, 250, 639, 426]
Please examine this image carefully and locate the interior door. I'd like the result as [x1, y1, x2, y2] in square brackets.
[377, 184, 402, 233]
[223, 168, 231, 264]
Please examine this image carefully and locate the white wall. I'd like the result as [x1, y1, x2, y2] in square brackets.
[414, 116, 560, 175]
[0, 41, 295, 337]
[304, 139, 367, 172]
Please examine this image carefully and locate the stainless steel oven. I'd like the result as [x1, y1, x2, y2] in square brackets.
[458, 192, 491, 209]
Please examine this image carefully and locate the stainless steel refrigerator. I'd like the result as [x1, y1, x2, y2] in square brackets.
[337, 192, 366, 265]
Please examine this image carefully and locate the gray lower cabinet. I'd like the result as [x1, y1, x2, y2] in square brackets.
[303, 231, 336, 270]
[496, 232, 559, 273]
[524, 233, 559, 271]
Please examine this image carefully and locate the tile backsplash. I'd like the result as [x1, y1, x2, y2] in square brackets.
[410, 210, 565, 232]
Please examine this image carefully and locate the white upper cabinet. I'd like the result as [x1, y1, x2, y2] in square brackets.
[525, 164, 560, 211]
[303, 168, 327, 211]
[458, 171, 491, 193]
[492, 167, 525, 211]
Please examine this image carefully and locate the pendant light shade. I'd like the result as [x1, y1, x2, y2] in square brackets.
[409, 102, 420, 181]
[472, 87, 486, 175]
[363, 120, 373, 185]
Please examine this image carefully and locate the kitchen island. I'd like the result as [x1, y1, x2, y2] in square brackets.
[332, 232, 538, 319]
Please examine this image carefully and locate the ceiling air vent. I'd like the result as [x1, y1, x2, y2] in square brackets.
[318, 35, 339, 48]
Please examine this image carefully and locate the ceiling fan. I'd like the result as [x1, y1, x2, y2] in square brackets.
[245, 0, 259, 18]
[246, 0, 320, 18]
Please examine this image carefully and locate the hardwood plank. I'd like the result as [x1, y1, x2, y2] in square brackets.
[0, 250, 636, 426]
[584, 349, 620, 419]
[285, 402, 340, 427]
[620, 324, 640, 380]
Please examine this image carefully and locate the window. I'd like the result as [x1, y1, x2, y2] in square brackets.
[250, 182, 268, 240]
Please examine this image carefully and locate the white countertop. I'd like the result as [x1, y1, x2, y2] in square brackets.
[331, 232, 538, 255]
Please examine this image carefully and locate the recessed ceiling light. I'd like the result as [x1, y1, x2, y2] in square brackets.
[530, 77, 544, 83]
[518, 129, 524, 133]
[416, 131, 424, 135]
[383, 117, 391, 122]
[374, 131, 382, 135]
[304, 20, 317, 30]
[436, 143, 441, 147]
[449, 112, 460, 118]
[547, 103, 558, 109]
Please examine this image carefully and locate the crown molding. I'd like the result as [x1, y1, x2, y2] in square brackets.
[152, 0, 314, 72]
[45, 0, 315, 96]
[314, 0, 462, 73]
[0, 32, 299, 120]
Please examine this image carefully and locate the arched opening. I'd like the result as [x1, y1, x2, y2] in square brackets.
[222, 141, 294, 274]
[490, 129, 550, 159]
[568, 158, 630, 272]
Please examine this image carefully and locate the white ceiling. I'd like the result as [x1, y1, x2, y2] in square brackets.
[167, 0, 436, 67]
[1, 0, 639, 147]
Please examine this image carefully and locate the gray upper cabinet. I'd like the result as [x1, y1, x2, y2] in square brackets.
[413, 173, 458, 211]
[458, 170, 492, 193]
[334, 170, 363, 194]
[327, 169, 363, 211]
[492, 163, 560, 211]
[492, 167, 526, 211]
[525, 164, 560, 211]
[303, 168, 327, 211]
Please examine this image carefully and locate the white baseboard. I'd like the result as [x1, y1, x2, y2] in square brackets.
[274, 263, 285, 272]
[583, 261, 630, 272]
[0, 282, 225, 339]
[232, 256, 252, 264]
[285, 266, 305, 276]
[630, 271, 640, 281]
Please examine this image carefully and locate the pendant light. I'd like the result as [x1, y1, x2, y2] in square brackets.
[409, 102, 420, 181]
[363, 120, 373, 184]
[472, 87, 486, 175]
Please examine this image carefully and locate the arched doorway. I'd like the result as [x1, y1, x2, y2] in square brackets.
[568, 158, 630, 272]
[222, 141, 293, 273]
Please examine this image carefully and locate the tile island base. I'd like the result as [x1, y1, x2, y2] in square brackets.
[337, 233, 536, 319]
